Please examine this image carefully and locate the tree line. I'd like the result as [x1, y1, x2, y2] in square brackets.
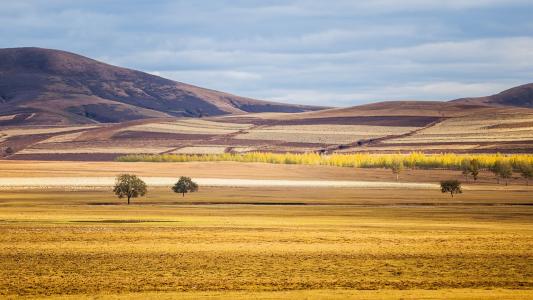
[389, 158, 532, 185]
[116, 152, 533, 185]
[116, 152, 533, 170]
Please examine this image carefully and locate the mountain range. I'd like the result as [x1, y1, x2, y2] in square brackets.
[0, 47, 321, 126]
[0, 47, 532, 127]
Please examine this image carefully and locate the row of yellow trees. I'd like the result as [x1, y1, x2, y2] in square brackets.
[116, 152, 533, 170]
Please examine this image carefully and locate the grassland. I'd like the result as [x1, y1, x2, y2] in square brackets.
[0, 186, 532, 299]
[2, 160, 533, 189]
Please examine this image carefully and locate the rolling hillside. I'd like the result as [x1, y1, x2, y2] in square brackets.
[3, 100, 533, 160]
[1, 47, 532, 158]
[452, 83, 533, 108]
[0, 47, 322, 126]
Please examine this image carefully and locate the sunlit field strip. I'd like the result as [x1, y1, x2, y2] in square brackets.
[116, 152, 533, 170]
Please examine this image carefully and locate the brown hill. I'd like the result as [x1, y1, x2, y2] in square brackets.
[452, 83, 533, 108]
[245, 83, 533, 126]
[0, 47, 322, 125]
[222, 100, 509, 127]
[3, 94, 533, 159]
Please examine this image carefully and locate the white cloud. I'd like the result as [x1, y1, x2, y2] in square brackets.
[153, 69, 262, 83]
[291, 0, 533, 14]
[107, 36, 533, 105]
[262, 81, 520, 106]
[1, 1, 532, 106]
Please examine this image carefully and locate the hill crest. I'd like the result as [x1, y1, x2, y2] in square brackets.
[0, 47, 322, 125]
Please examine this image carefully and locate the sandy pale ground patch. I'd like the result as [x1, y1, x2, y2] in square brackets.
[0, 176, 441, 189]
[2, 125, 97, 137]
[0, 177, 527, 191]
[171, 146, 228, 154]
[18, 147, 173, 154]
[0, 114, 16, 121]
[0, 177, 521, 191]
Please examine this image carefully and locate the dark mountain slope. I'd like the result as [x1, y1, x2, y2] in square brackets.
[0, 47, 321, 125]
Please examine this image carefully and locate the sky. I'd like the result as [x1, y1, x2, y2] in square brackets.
[1, 0, 533, 107]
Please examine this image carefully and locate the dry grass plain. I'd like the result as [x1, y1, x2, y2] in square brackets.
[0, 162, 532, 299]
[2, 160, 533, 187]
[0, 186, 532, 299]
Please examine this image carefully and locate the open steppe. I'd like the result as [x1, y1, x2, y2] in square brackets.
[1, 160, 532, 184]
[1, 179, 532, 299]
[0, 154, 532, 300]
[1, 48, 532, 299]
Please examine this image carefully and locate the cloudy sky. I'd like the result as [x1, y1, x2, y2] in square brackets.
[1, 0, 532, 106]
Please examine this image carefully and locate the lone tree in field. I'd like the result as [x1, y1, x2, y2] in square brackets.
[172, 176, 199, 197]
[390, 159, 404, 182]
[113, 174, 147, 204]
[440, 180, 462, 198]
[518, 163, 533, 186]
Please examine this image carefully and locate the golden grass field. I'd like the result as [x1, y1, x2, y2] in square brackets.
[0, 160, 531, 184]
[0, 162, 532, 299]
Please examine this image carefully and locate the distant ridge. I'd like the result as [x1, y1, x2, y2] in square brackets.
[452, 83, 533, 108]
[0, 47, 323, 125]
[284, 83, 533, 121]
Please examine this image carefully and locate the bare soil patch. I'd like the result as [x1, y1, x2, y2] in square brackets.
[112, 131, 217, 140]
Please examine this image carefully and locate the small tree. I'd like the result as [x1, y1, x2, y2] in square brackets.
[113, 174, 147, 204]
[468, 159, 480, 181]
[489, 163, 499, 183]
[497, 161, 513, 186]
[172, 176, 199, 197]
[461, 159, 470, 181]
[440, 180, 462, 198]
[490, 161, 508, 184]
[390, 159, 404, 182]
[518, 163, 533, 186]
